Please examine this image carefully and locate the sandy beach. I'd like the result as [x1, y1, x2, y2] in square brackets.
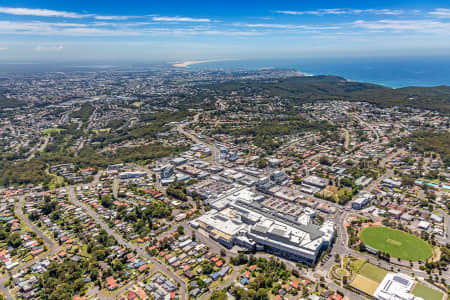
[172, 59, 222, 68]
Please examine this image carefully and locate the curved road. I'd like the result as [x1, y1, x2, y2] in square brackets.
[200, 266, 241, 300]
[176, 114, 221, 165]
[68, 187, 187, 300]
[0, 197, 61, 300]
[16, 197, 58, 254]
[325, 210, 430, 278]
[354, 115, 380, 144]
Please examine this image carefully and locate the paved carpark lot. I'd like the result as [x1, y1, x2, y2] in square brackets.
[262, 198, 304, 217]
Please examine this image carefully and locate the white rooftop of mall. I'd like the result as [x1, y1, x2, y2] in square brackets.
[192, 188, 335, 265]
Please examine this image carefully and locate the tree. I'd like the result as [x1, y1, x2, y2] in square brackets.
[112, 259, 123, 271]
[320, 156, 332, 166]
[256, 159, 267, 169]
[231, 254, 248, 266]
[255, 288, 269, 300]
[7, 232, 22, 248]
[176, 225, 184, 235]
[401, 176, 415, 187]
[202, 262, 214, 275]
[210, 289, 227, 300]
[42, 200, 57, 215]
[101, 194, 113, 208]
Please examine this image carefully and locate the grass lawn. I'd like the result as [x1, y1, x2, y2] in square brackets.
[132, 101, 144, 107]
[357, 263, 388, 283]
[42, 128, 64, 134]
[345, 256, 365, 274]
[412, 284, 443, 300]
[359, 226, 432, 261]
[336, 268, 349, 276]
[93, 128, 111, 134]
[22, 254, 33, 262]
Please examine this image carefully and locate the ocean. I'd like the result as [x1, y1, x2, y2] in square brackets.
[188, 56, 450, 88]
[1, 56, 450, 88]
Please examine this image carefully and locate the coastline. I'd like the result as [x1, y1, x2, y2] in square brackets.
[172, 59, 232, 68]
[173, 57, 450, 88]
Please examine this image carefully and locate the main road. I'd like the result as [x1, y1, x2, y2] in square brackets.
[353, 114, 380, 144]
[176, 114, 221, 165]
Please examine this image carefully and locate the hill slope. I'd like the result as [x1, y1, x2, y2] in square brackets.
[209, 76, 450, 113]
[0, 89, 24, 109]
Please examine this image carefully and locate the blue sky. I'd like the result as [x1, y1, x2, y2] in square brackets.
[0, 0, 449, 62]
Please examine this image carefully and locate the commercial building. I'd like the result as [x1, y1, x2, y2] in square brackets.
[107, 163, 124, 171]
[170, 157, 187, 166]
[382, 178, 402, 188]
[193, 188, 335, 265]
[175, 173, 190, 182]
[119, 171, 147, 179]
[388, 209, 403, 219]
[160, 164, 174, 179]
[317, 203, 336, 214]
[161, 177, 175, 186]
[374, 273, 423, 300]
[302, 175, 328, 189]
[355, 176, 372, 187]
[185, 179, 241, 205]
[191, 143, 212, 156]
[274, 187, 304, 202]
[256, 177, 275, 193]
[266, 157, 282, 167]
[270, 171, 289, 185]
[430, 214, 443, 223]
[352, 193, 374, 210]
[176, 165, 202, 178]
[417, 221, 430, 230]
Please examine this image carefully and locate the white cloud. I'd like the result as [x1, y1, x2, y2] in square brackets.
[35, 45, 64, 52]
[234, 22, 339, 30]
[36, 22, 88, 27]
[175, 29, 261, 36]
[152, 16, 211, 22]
[0, 20, 260, 37]
[276, 8, 403, 16]
[276, 9, 345, 15]
[0, 20, 144, 36]
[0, 6, 136, 20]
[355, 9, 403, 15]
[353, 19, 450, 34]
[0, 7, 91, 18]
[0, 21, 52, 32]
[0, 21, 88, 34]
[0, 47, 7, 51]
[429, 8, 450, 18]
[94, 15, 133, 21]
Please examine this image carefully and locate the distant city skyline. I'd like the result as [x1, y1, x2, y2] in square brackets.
[0, 0, 449, 61]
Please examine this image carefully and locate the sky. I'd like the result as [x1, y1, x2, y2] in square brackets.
[0, 0, 449, 62]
